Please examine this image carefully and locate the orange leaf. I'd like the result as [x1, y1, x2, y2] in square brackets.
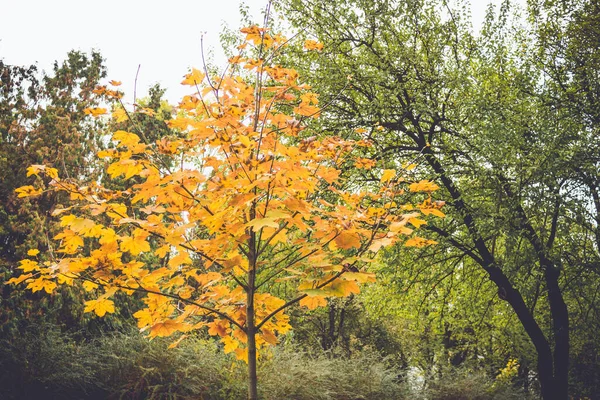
[261, 328, 278, 345]
[299, 295, 327, 310]
[208, 320, 228, 337]
[181, 68, 205, 86]
[334, 231, 361, 250]
[150, 320, 186, 337]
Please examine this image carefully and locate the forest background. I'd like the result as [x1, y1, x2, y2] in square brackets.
[1, 0, 599, 399]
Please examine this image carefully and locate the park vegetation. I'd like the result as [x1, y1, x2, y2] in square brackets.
[1, 0, 599, 399]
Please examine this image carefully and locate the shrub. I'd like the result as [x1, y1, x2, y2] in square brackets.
[0, 325, 408, 399]
[424, 368, 531, 400]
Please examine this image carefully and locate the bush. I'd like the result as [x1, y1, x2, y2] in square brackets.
[0, 325, 409, 399]
[257, 347, 408, 400]
[424, 369, 531, 400]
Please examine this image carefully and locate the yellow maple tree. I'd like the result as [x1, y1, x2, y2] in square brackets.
[9, 25, 443, 399]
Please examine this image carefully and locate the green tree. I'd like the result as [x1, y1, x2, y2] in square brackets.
[0, 52, 116, 333]
[528, 0, 600, 396]
[278, 0, 600, 397]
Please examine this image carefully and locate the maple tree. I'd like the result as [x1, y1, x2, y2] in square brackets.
[9, 25, 442, 399]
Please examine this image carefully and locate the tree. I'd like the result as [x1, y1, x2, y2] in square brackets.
[277, 0, 599, 397]
[9, 25, 441, 399]
[527, 0, 600, 396]
[0, 52, 117, 333]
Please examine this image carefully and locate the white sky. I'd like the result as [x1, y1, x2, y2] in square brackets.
[0, 0, 511, 105]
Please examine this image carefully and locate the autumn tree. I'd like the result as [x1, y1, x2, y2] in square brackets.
[9, 25, 441, 399]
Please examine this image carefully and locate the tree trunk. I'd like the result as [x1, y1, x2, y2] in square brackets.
[247, 285, 259, 400]
[420, 144, 569, 399]
[247, 205, 259, 400]
[546, 267, 570, 400]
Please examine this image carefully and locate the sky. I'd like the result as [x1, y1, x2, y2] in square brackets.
[0, 0, 512, 105]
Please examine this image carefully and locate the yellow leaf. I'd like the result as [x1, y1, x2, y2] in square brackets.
[45, 167, 59, 179]
[181, 68, 205, 86]
[421, 208, 446, 218]
[107, 159, 144, 179]
[18, 259, 39, 272]
[408, 217, 427, 228]
[67, 217, 96, 234]
[404, 237, 438, 247]
[343, 271, 376, 283]
[168, 334, 188, 349]
[299, 295, 327, 310]
[84, 107, 107, 117]
[222, 335, 239, 354]
[246, 218, 279, 232]
[112, 130, 140, 147]
[112, 108, 129, 123]
[120, 230, 151, 255]
[234, 347, 249, 363]
[261, 328, 278, 345]
[303, 40, 324, 51]
[380, 169, 396, 183]
[133, 309, 154, 328]
[57, 274, 74, 285]
[84, 298, 115, 317]
[6, 273, 32, 285]
[82, 281, 99, 292]
[27, 249, 40, 256]
[27, 278, 57, 294]
[329, 279, 360, 297]
[265, 209, 291, 219]
[109, 80, 122, 86]
[15, 185, 42, 198]
[354, 158, 376, 170]
[26, 165, 44, 177]
[150, 320, 186, 337]
[155, 245, 171, 258]
[208, 320, 228, 337]
[51, 206, 73, 216]
[368, 237, 394, 252]
[238, 135, 251, 148]
[409, 180, 440, 192]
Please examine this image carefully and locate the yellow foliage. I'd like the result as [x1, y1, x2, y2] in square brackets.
[84, 298, 115, 317]
[380, 169, 396, 183]
[8, 25, 445, 365]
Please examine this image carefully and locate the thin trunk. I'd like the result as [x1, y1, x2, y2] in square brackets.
[247, 206, 259, 400]
[246, 286, 258, 400]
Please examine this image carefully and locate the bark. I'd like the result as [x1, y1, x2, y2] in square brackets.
[247, 218, 259, 400]
[246, 291, 259, 400]
[419, 143, 569, 399]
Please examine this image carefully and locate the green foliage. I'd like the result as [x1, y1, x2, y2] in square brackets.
[0, 52, 118, 335]
[424, 368, 530, 400]
[0, 326, 411, 400]
[276, 0, 600, 396]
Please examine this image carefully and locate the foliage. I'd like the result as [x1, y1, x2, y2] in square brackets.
[0, 52, 128, 336]
[276, 0, 600, 397]
[0, 51, 109, 266]
[0, 326, 410, 400]
[9, 25, 442, 398]
[424, 368, 529, 400]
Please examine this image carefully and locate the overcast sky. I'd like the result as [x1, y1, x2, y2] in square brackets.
[1, 0, 510, 105]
